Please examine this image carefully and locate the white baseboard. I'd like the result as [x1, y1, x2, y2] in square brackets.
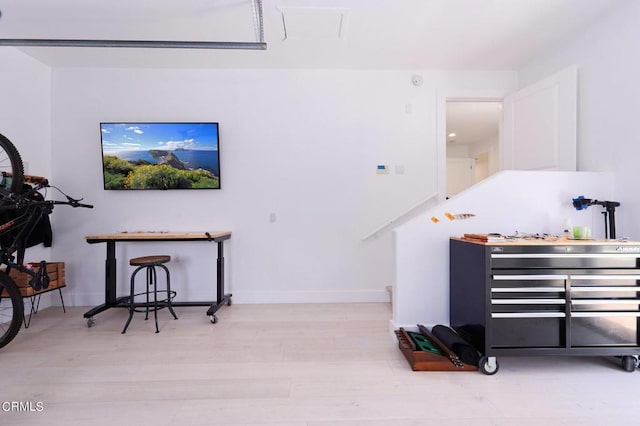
[60, 289, 391, 307]
[223, 290, 390, 304]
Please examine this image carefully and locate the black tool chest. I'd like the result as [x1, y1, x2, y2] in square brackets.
[449, 237, 640, 374]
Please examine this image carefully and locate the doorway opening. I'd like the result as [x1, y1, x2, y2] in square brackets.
[446, 100, 502, 198]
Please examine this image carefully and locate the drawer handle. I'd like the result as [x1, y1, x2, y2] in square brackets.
[492, 312, 565, 318]
[572, 286, 640, 292]
[492, 287, 565, 293]
[570, 275, 640, 280]
[572, 312, 640, 318]
[492, 253, 640, 259]
[493, 275, 568, 280]
[492, 299, 565, 304]
[572, 299, 640, 305]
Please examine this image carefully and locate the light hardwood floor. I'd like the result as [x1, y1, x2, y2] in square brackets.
[1, 303, 640, 425]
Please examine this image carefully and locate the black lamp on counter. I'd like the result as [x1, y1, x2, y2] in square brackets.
[572, 196, 621, 239]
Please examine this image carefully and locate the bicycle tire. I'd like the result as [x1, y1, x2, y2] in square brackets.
[0, 133, 24, 194]
[0, 271, 23, 349]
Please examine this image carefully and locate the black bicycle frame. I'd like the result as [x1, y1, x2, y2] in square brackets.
[0, 201, 50, 275]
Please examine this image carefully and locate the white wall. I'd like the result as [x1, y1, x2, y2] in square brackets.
[0, 48, 52, 177]
[2, 1, 633, 327]
[0, 48, 53, 298]
[47, 67, 516, 306]
[393, 170, 615, 330]
[446, 145, 469, 158]
[392, 1, 640, 333]
[518, 0, 640, 240]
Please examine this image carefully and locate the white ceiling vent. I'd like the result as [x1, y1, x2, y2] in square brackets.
[279, 7, 348, 41]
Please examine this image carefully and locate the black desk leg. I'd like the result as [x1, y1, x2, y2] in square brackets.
[217, 240, 224, 304]
[206, 239, 232, 322]
[84, 240, 127, 323]
[105, 240, 117, 304]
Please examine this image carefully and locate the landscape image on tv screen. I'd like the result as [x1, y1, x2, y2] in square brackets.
[100, 122, 220, 190]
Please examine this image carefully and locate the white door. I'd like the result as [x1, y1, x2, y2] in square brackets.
[473, 152, 489, 183]
[501, 65, 577, 171]
[446, 158, 473, 197]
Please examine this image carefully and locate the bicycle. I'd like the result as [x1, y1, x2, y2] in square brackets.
[0, 132, 92, 348]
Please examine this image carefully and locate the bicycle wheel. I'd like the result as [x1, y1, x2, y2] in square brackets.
[0, 133, 24, 194]
[0, 272, 23, 348]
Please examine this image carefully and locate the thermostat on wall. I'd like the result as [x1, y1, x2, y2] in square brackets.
[376, 164, 389, 174]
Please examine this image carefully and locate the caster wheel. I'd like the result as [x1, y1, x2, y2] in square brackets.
[621, 356, 637, 372]
[227, 298, 232, 306]
[210, 315, 218, 324]
[87, 317, 95, 328]
[479, 356, 499, 375]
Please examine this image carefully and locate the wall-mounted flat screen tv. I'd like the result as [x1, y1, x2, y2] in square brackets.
[100, 122, 220, 190]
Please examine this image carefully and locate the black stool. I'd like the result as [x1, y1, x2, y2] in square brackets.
[122, 255, 178, 334]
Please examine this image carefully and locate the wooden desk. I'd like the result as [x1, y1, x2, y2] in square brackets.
[83, 231, 232, 325]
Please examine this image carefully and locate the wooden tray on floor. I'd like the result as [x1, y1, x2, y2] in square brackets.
[395, 327, 477, 372]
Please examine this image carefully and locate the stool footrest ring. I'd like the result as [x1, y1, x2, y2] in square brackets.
[124, 290, 177, 313]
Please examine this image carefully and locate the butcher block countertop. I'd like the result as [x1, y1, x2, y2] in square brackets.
[451, 236, 640, 246]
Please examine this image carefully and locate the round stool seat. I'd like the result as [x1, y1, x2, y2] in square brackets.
[129, 255, 171, 266]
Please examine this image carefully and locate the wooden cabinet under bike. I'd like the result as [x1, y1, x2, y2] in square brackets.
[450, 237, 640, 374]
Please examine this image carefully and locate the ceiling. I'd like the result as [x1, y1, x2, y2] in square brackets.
[0, 0, 623, 69]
